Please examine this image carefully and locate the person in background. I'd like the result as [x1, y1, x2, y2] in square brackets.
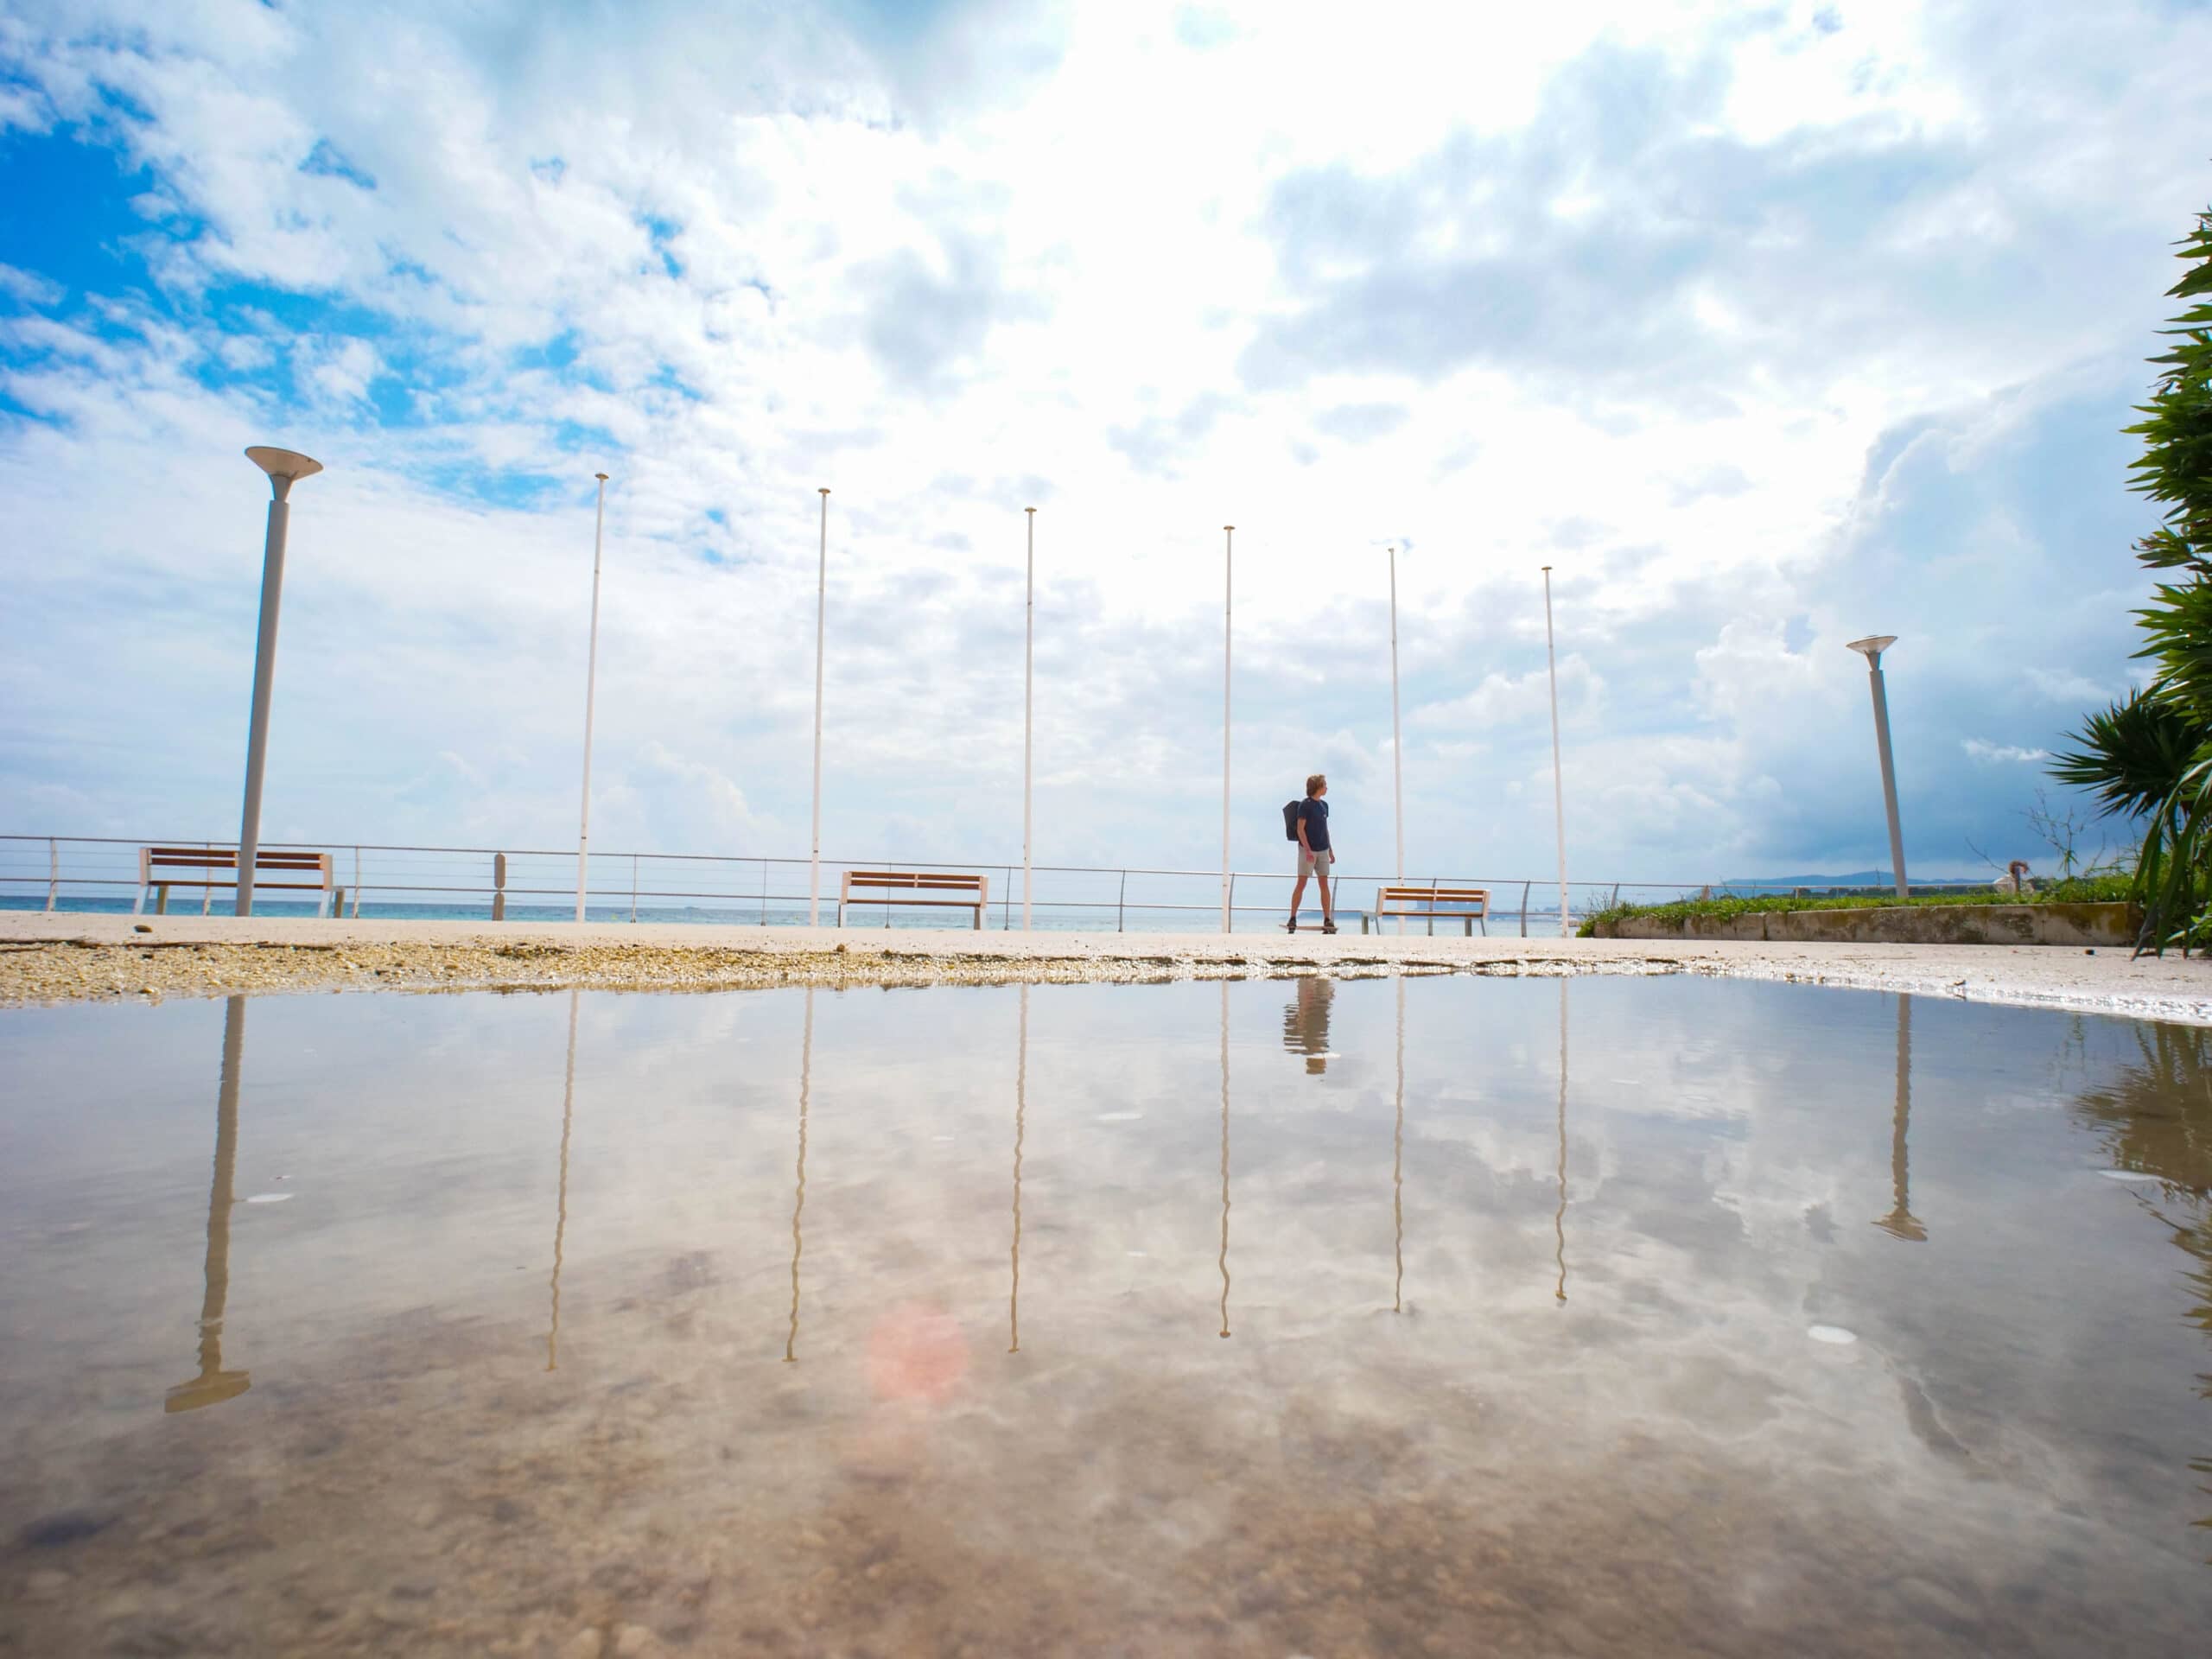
[1286, 772, 1336, 934]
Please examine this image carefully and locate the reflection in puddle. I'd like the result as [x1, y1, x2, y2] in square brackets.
[3, 975, 2210, 1654]
[164, 996, 250, 1415]
[1875, 994, 1927, 1243]
[1282, 973, 1337, 1073]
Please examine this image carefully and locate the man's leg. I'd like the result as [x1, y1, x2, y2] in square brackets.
[1287, 866, 1309, 925]
[1317, 860, 1333, 927]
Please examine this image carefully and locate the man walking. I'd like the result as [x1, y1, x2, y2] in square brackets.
[1286, 772, 1336, 934]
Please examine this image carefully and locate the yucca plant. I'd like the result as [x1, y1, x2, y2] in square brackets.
[2050, 207, 2212, 953]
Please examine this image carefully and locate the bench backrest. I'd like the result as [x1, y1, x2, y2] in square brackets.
[142, 847, 332, 883]
[1376, 885, 1488, 910]
[843, 870, 987, 896]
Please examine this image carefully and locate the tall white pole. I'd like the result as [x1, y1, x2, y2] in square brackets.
[809, 487, 830, 926]
[1023, 506, 1036, 931]
[236, 446, 321, 918]
[1541, 565, 1569, 938]
[574, 472, 608, 923]
[1221, 524, 1234, 934]
[1389, 544, 1404, 886]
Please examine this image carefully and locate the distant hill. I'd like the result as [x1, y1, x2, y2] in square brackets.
[1721, 871, 1987, 889]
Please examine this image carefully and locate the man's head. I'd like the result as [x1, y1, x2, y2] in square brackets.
[1306, 773, 1327, 798]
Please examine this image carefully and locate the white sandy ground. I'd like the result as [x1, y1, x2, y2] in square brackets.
[6, 912, 2212, 1025]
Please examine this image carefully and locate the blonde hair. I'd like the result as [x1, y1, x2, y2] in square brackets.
[1306, 773, 1327, 798]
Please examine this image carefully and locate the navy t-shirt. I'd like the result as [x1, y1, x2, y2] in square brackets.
[1298, 798, 1331, 852]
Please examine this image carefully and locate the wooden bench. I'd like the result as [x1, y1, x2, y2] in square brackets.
[1363, 885, 1490, 936]
[137, 847, 338, 917]
[838, 869, 990, 929]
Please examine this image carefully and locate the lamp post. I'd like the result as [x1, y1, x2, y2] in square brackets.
[809, 489, 830, 927]
[575, 473, 609, 923]
[1221, 524, 1234, 933]
[1846, 635, 1908, 899]
[1389, 545, 1404, 895]
[234, 446, 322, 916]
[1023, 507, 1036, 931]
[1541, 565, 1568, 937]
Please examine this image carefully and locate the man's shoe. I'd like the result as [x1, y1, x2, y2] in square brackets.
[1283, 918, 1299, 932]
[1320, 921, 1338, 934]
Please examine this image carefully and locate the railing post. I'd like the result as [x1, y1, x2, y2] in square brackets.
[44, 837, 57, 912]
[631, 854, 639, 924]
[1520, 880, 1530, 938]
[1226, 873, 1236, 934]
[352, 846, 362, 918]
[201, 840, 213, 915]
[493, 852, 508, 922]
[1117, 870, 1127, 933]
[1004, 867, 1013, 931]
[760, 858, 769, 927]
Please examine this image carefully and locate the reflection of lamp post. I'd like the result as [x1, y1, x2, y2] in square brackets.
[1847, 636, 1909, 900]
[167, 996, 251, 1412]
[1554, 979, 1569, 1304]
[1218, 980, 1232, 1336]
[1393, 976, 1405, 1314]
[785, 986, 814, 1361]
[1874, 994, 1926, 1242]
[236, 446, 322, 916]
[1010, 983, 1027, 1353]
[547, 989, 579, 1369]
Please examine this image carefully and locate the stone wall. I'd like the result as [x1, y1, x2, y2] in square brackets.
[1599, 902, 2139, 947]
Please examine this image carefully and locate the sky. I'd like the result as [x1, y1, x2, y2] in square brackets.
[2, 0, 2209, 889]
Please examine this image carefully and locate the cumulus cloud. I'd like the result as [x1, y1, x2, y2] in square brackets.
[0, 0, 2203, 887]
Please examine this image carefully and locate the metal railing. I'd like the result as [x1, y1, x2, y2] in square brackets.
[1, 833, 1744, 935]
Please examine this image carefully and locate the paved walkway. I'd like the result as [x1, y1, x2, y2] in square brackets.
[5, 912, 2209, 1023]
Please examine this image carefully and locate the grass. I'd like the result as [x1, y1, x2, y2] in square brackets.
[1576, 872, 2137, 938]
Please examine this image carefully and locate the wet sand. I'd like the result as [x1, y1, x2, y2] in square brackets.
[5, 912, 2212, 1025]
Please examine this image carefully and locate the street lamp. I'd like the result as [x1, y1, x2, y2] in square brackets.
[1220, 524, 1234, 934]
[809, 489, 830, 927]
[1388, 546, 1404, 895]
[234, 445, 322, 916]
[575, 473, 609, 923]
[1541, 565, 1568, 937]
[1023, 507, 1036, 931]
[1846, 635, 1909, 899]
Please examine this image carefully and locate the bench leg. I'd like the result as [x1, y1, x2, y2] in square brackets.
[133, 885, 147, 916]
[973, 905, 982, 931]
[836, 901, 845, 928]
[156, 885, 170, 916]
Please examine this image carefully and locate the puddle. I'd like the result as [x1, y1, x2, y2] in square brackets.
[0, 976, 2208, 1654]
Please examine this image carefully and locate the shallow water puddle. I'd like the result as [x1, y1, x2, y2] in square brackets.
[0, 975, 2207, 1656]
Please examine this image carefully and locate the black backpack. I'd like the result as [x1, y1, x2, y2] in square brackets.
[1282, 799, 1302, 841]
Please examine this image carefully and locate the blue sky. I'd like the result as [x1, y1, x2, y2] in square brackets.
[2, 0, 2208, 887]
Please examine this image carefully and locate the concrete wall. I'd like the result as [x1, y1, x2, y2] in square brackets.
[1603, 902, 2139, 947]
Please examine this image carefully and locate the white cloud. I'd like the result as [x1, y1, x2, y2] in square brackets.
[1961, 740, 2053, 766]
[0, 0, 2202, 885]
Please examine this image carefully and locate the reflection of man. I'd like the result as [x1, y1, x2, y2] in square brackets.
[1282, 976, 1336, 1073]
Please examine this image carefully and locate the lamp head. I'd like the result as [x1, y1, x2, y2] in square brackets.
[245, 446, 321, 503]
[165, 1368, 251, 1414]
[1847, 634, 1897, 662]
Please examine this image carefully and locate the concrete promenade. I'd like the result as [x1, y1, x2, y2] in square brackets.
[6, 912, 2212, 1024]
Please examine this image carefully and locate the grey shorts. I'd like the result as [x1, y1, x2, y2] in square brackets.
[1297, 847, 1332, 878]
